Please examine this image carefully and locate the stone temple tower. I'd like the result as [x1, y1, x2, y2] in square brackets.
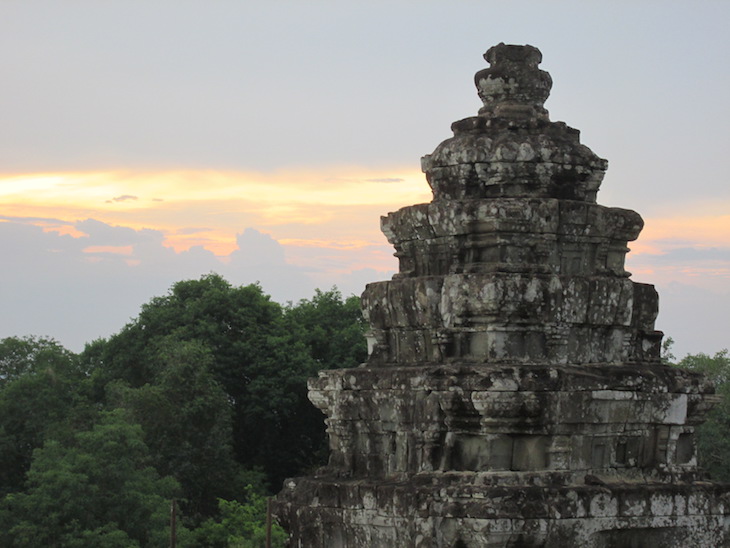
[275, 44, 730, 547]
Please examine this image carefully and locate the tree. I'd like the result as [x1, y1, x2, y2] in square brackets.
[89, 275, 283, 392]
[81, 275, 341, 492]
[677, 349, 730, 386]
[233, 330, 321, 487]
[0, 409, 189, 547]
[83, 275, 287, 481]
[284, 289, 368, 371]
[194, 488, 287, 548]
[0, 336, 79, 388]
[108, 337, 240, 522]
[0, 337, 87, 496]
[275, 289, 369, 473]
[0, 279, 369, 543]
[675, 348, 730, 481]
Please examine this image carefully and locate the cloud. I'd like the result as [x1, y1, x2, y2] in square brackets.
[0, 218, 383, 350]
[0, 168, 431, 256]
[229, 228, 286, 267]
[1, 213, 726, 360]
[625, 242, 730, 357]
[221, 228, 318, 302]
[626, 215, 730, 299]
[107, 194, 138, 203]
[75, 218, 163, 247]
[1, 166, 727, 358]
[635, 215, 730, 253]
[0, 214, 68, 225]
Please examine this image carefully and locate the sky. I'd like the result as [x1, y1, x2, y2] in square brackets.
[0, 1, 728, 358]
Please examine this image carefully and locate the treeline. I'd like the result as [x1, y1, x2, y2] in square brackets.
[0, 274, 367, 547]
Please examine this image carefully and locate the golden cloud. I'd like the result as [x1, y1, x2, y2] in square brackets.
[0, 168, 431, 256]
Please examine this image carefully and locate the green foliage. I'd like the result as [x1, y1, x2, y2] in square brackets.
[0, 337, 87, 496]
[0, 335, 79, 388]
[0, 275, 367, 540]
[675, 348, 730, 481]
[275, 289, 368, 475]
[677, 349, 730, 387]
[0, 409, 187, 547]
[284, 289, 368, 371]
[89, 274, 283, 392]
[107, 337, 240, 521]
[83, 275, 366, 492]
[194, 488, 287, 548]
[84, 275, 293, 484]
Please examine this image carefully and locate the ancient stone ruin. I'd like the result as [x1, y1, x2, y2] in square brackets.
[275, 43, 730, 547]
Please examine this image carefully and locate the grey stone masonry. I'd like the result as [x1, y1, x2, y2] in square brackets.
[275, 43, 730, 547]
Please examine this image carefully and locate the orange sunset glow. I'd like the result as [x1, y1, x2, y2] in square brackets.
[0, 168, 432, 257]
[4, 168, 729, 281]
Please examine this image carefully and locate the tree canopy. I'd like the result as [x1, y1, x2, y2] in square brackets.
[0, 409, 185, 547]
[0, 274, 367, 545]
[0, 336, 88, 496]
[85, 275, 366, 492]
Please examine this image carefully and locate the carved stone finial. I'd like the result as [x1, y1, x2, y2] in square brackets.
[474, 42, 552, 120]
[425, 44, 605, 204]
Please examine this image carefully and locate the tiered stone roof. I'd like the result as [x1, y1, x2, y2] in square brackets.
[275, 44, 730, 548]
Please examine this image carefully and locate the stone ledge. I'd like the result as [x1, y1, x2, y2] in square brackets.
[275, 476, 730, 547]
